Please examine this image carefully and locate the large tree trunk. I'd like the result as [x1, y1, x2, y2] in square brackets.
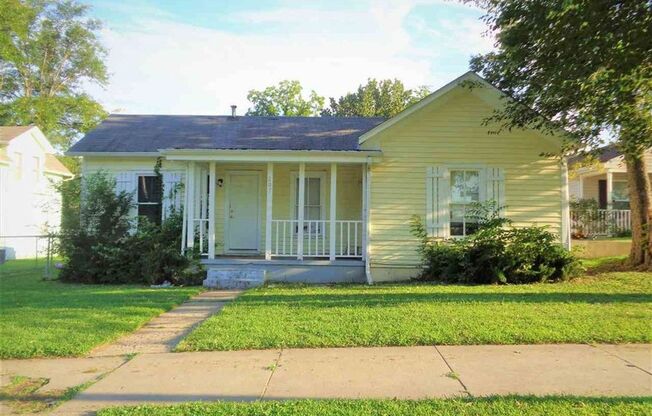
[625, 151, 652, 268]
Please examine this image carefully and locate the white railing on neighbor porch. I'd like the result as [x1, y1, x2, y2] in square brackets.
[271, 219, 363, 258]
[571, 209, 631, 237]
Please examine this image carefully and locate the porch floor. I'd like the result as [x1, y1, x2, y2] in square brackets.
[201, 255, 364, 267]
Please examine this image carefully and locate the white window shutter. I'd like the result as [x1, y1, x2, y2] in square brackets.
[486, 167, 506, 214]
[426, 167, 435, 236]
[115, 172, 136, 197]
[162, 171, 184, 219]
[426, 166, 450, 238]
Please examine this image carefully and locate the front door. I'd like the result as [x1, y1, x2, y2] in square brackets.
[226, 173, 259, 252]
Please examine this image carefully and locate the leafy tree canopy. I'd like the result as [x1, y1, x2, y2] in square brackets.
[246, 80, 324, 116]
[323, 79, 430, 117]
[0, 0, 108, 152]
[468, 0, 652, 266]
[469, 0, 651, 156]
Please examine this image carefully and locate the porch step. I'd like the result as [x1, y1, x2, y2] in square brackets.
[203, 268, 266, 289]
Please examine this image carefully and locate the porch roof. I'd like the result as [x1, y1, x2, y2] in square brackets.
[68, 114, 386, 154]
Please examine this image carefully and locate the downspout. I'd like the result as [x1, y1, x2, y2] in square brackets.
[364, 157, 373, 284]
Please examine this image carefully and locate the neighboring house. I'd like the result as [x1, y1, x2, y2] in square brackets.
[0, 126, 73, 259]
[67, 72, 569, 283]
[568, 146, 652, 237]
[569, 146, 652, 210]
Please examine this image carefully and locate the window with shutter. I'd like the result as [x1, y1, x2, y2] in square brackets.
[427, 166, 505, 239]
[137, 175, 163, 225]
[449, 169, 481, 237]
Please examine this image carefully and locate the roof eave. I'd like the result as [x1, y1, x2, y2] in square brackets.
[160, 148, 382, 163]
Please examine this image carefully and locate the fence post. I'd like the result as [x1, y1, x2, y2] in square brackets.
[45, 235, 52, 280]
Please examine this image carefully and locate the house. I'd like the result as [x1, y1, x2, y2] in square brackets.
[0, 126, 73, 260]
[67, 72, 569, 284]
[568, 146, 652, 236]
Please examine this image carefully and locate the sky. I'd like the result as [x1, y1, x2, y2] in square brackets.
[85, 0, 494, 115]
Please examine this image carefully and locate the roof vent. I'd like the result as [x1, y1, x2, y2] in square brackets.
[230, 105, 237, 118]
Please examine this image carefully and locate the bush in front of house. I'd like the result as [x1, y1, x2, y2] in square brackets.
[58, 171, 203, 285]
[410, 202, 581, 284]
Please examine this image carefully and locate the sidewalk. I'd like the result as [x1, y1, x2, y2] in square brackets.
[44, 343, 650, 415]
[90, 290, 242, 356]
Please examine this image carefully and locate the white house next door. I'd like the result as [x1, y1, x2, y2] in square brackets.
[226, 172, 260, 252]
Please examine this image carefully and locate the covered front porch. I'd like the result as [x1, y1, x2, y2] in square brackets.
[167, 151, 372, 265]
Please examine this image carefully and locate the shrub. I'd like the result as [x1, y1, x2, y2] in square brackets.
[411, 202, 581, 284]
[570, 198, 599, 239]
[58, 171, 203, 285]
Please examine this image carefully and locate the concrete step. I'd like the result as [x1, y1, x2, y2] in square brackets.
[203, 268, 265, 289]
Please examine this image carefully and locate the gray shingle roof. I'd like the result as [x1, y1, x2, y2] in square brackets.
[68, 114, 387, 153]
[568, 144, 622, 166]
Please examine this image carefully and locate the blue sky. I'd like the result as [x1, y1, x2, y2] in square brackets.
[85, 0, 493, 115]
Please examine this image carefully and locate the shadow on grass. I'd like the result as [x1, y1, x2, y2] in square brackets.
[236, 291, 652, 306]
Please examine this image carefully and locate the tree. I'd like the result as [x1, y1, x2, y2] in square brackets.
[323, 79, 430, 117]
[468, 0, 652, 268]
[246, 80, 324, 116]
[0, 0, 108, 154]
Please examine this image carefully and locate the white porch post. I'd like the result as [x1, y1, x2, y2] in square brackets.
[361, 162, 367, 261]
[208, 162, 216, 259]
[297, 162, 306, 260]
[265, 162, 274, 260]
[561, 159, 571, 250]
[363, 159, 373, 285]
[606, 169, 613, 210]
[185, 161, 196, 250]
[180, 162, 189, 254]
[329, 163, 337, 261]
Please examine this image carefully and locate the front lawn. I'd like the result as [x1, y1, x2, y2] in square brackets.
[0, 259, 202, 359]
[98, 397, 651, 416]
[177, 270, 652, 351]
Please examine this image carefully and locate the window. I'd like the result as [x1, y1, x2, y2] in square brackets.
[293, 174, 323, 233]
[449, 169, 480, 237]
[137, 175, 162, 225]
[612, 181, 629, 210]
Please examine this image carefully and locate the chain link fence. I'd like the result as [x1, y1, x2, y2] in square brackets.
[0, 235, 60, 278]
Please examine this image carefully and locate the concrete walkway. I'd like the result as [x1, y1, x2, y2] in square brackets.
[44, 343, 651, 415]
[90, 290, 241, 356]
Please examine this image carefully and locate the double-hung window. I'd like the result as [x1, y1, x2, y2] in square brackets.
[137, 175, 163, 225]
[449, 169, 480, 237]
[293, 173, 324, 233]
[612, 181, 629, 210]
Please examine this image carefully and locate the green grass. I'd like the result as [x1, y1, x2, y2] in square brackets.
[98, 397, 652, 416]
[580, 256, 629, 270]
[177, 269, 652, 351]
[0, 259, 202, 359]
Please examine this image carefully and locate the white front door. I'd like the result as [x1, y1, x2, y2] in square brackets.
[226, 173, 259, 252]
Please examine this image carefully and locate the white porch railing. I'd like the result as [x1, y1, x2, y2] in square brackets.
[271, 219, 363, 258]
[571, 209, 631, 237]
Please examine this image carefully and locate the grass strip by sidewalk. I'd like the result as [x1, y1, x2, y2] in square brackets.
[0, 259, 202, 359]
[177, 267, 652, 351]
[98, 397, 652, 416]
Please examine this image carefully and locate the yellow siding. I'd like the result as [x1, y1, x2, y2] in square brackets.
[362, 87, 563, 270]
